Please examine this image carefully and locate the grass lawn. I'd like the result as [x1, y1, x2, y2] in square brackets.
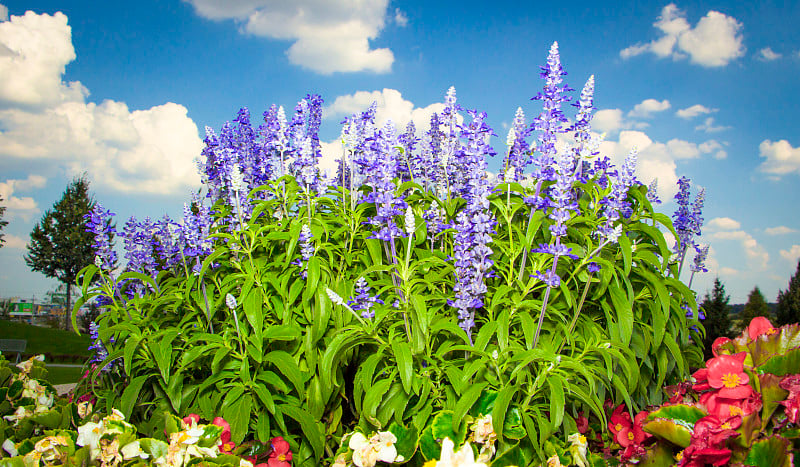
[46, 365, 85, 385]
[1, 319, 91, 358]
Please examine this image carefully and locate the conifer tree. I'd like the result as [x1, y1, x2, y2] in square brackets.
[25, 176, 97, 329]
[700, 277, 732, 359]
[776, 260, 800, 326]
[739, 286, 771, 330]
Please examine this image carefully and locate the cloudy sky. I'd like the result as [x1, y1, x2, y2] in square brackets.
[0, 0, 798, 304]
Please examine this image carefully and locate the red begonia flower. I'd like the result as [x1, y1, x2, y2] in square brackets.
[711, 337, 732, 357]
[268, 436, 292, 467]
[607, 404, 631, 438]
[692, 368, 711, 392]
[747, 316, 776, 341]
[212, 417, 235, 453]
[182, 413, 201, 427]
[706, 353, 752, 398]
[576, 411, 589, 434]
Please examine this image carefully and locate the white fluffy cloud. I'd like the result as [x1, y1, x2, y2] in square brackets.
[0, 175, 46, 219]
[695, 117, 730, 133]
[628, 99, 671, 118]
[620, 4, 745, 67]
[324, 88, 446, 132]
[2, 234, 26, 249]
[765, 226, 797, 235]
[707, 217, 741, 230]
[0, 9, 203, 194]
[319, 88, 447, 176]
[597, 131, 727, 201]
[676, 104, 717, 119]
[759, 139, 800, 177]
[394, 8, 408, 27]
[709, 229, 769, 270]
[185, 0, 394, 74]
[780, 245, 800, 263]
[757, 47, 781, 61]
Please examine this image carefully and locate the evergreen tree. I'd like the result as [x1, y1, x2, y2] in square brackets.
[777, 260, 800, 326]
[739, 286, 771, 330]
[700, 278, 732, 359]
[0, 194, 8, 248]
[25, 176, 97, 329]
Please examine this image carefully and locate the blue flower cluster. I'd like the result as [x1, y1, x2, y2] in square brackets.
[348, 277, 384, 320]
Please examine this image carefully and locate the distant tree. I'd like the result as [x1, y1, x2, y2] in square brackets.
[739, 286, 771, 329]
[24, 176, 97, 329]
[777, 260, 800, 326]
[0, 194, 8, 248]
[700, 278, 733, 359]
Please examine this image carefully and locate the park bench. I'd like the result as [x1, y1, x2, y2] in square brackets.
[0, 339, 27, 364]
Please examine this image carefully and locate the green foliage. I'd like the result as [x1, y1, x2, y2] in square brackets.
[25, 175, 97, 329]
[776, 261, 800, 327]
[75, 173, 701, 465]
[0, 319, 91, 357]
[700, 277, 733, 359]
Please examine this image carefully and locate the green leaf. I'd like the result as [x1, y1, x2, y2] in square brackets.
[548, 377, 565, 428]
[120, 375, 149, 420]
[280, 404, 324, 461]
[223, 393, 253, 446]
[608, 280, 633, 346]
[744, 436, 792, 467]
[387, 421, 419, 462]
[391, 340, 414, 394]
[643, 419, 693, 448]
[491, 385, 519, 443]
[263, 350, 306, 397]
[263, 324, 301, 341]
[453, 382, 489, 430]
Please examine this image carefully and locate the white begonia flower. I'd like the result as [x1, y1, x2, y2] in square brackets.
[567, 432, 589, 467]
[77, 401, 93, 419]
[547, 453, 564, 467]
[76, 421, 103, 458]
[4, 406, 33, 425]
[374, 431, 398, 463]
[437, 438, 487, 467]
[239, 459, 255, 467]
[121, 440, 150, 460]
[349, 432, 378, 467]
[3, 439, 18, 457]
[37, 392, 54, 409]
[469, 414, 496, 446]
[348, 431, 399, 467]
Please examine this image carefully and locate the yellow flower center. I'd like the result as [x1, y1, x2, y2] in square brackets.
[767, 328, 777, 335]
[676, 450, 684, 461]
[721, 422, 732, 430]
[729, 406, 743, 416]
[615, 423, 623, 431]
[627, 432, 635, 441]
[721, 372, 742, 388]
[278, 454, 286, 461]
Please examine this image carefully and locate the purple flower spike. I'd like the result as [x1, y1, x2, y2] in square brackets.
[85, 204, 117, 271]
[347, 277, 384, 320]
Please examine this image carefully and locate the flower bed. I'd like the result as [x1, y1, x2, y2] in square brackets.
[4, 43, 729, 465]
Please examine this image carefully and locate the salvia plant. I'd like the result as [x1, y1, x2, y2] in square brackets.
[73, 43, 708, 466]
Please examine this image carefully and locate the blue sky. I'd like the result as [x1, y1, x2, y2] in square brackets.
[0, 0, 798, 304]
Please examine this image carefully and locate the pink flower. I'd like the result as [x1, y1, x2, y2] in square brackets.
[706, 353, 753, 399]
[711, 337, 731, 357]
[780, 374, 800, 423]
[268, 436, 292, 467]
[747, 316, 776, 341]
[212, 417, 236, 453]
[182, 413, 201, 427]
